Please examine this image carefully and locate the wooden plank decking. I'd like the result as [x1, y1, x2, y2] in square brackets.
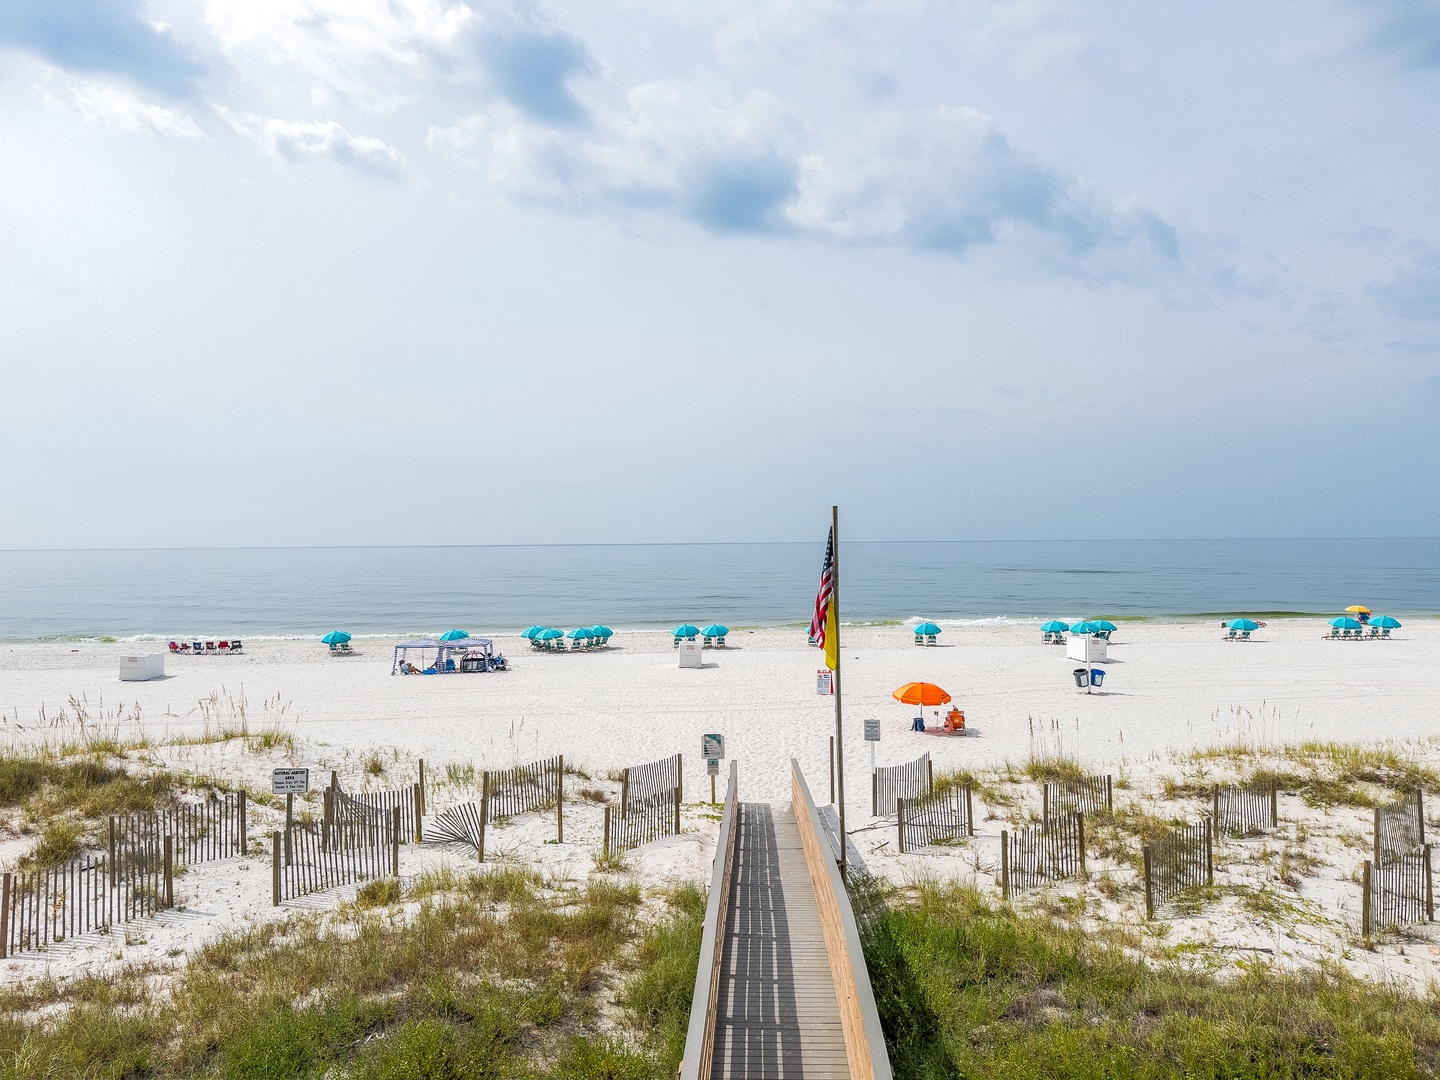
[710, 803, 849, 1080]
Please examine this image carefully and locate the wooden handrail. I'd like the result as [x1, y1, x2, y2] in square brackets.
[678, 760, 739, 1080]
[791, 759, 894, 1080]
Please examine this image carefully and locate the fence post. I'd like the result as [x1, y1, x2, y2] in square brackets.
[1106, 774, 1113, 812]
[829, 736, 835, 804]
[1143, 845, 1154, 919]
[108, 817, 117, 890]
[556, 755, 564, 844]
[927, 756, 934, 795]
[1000, 830, 1009, 899]
[966, 786, 975, 836]
[478, 772, 489, 863]
[897, 798, 906, 854]
[1212, 785, 1220, 835]
[163, 836, 174, 909]
[1362, 859, 1372, 935]
[1419, 789, 1427, 848]
[1042, 784, 1049, 825]
[0, 872, 9, 959]
[271, 831, 281, 906]
[391, 807, 401, 877]
[621, 768, 630, 815]
[418, 759, 426, 818]
[677, 753, 682, 804]
[1205, 817, 1214, 885]
[237, 790, 248, 854]
[673, 785, 681, 835]
[603, 806, 611, 854]
[1426, 845, 1434, 923]
[872, 771, 878, 816]
[412, 783, 423, 843]
[1270, 779, 1279, 828]
[1076, 812, 1086, 874]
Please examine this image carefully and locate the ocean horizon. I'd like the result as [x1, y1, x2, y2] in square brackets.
[1, 538, 1437, 642]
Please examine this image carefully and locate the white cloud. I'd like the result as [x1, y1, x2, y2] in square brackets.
[70, 82, 205, 139]
[219, 108, 406, 176]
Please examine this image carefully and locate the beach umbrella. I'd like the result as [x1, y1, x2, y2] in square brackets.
[1372, 615, 1401, 628]
[321, 631, 351, 645]
[913, 622, 942, 636]
[892, 682, 952, 707]
[567, 627, 594, 640]
[673, 624, 700, 638]
[1330, 616, 1362, 629]
[702, 624, 729, 637]
[538, 627, 564, 640]
[589, 625, 613, 638]
[1088, 619, 1118, 632]
[1227, 618, 1259, 631]
[1345, 605, 1372, 615]
[438, 629, 469, 642]
[1069, 620, 1098, 635]
[1040, 620, 1069, 633]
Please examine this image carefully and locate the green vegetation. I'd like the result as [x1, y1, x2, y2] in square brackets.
[1186, 740, 1439, 808]
[0, 869, 699, 1080]
[859, 879, 1440, 1079]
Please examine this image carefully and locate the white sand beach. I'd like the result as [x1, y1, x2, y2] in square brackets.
[3, 618, 1439, 988]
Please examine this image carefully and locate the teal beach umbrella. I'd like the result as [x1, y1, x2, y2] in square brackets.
[913, 622, 942, 636]
[702, 624, 730, 637]
[538, 627, 564, 640]
[1088, 619, 1118, 632]
[589, 625, 613, 638]
[321, 631, 351, 645]
[1040, 620, 1069, 633]
[522, 626, 544, 639]
[673, 624, 700, 637]
[1226, 618, 1259, 631]
[1069, 621, 1099, 634]
[438, 629, 469, 641]
[1330, 617, 1362, 629]
[1371, 615, 1401, 628]
[567, 627, 594, 640]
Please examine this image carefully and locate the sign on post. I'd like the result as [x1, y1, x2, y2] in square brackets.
[701, 734, 725, 760]
[816, 669, 833, 695]
[272, 768, 310, 795]
[863, 719, 880, 742]
[707, 758, 720, 776]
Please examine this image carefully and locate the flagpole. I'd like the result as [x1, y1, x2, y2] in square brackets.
[832, 504, 846, 878]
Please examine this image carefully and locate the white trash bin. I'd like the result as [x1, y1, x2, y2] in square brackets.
[119, 653, 165, 682]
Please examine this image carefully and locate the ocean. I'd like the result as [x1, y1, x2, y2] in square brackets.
[0, 538, 1437, 641]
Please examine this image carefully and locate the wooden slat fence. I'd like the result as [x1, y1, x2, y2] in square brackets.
[1363, 846, 1433, 934]
[1000, 813, 1085, 896]
[428, 802, 486, 856]
[486, 756, 563, 819]
[1375, 790, 1426, 865]
[604, 786, 681, 855]
[1213, 780, 1277, 837]
[622, 753, 681, 815]
[274, 810, 399, 905]
[110, 791, 247, 867]
[1143, 819, 1213, 918]
[329, 783, 421, 844]
[1042, 774, 1112, 823]
[896, 785, 973, 853]
[873, 753, 932, 817]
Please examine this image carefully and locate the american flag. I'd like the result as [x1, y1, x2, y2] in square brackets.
[810, 525, 835, 648]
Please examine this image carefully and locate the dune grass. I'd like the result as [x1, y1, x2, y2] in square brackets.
[0, 868, 700, 1080]
[859, 879, 1440, 1080]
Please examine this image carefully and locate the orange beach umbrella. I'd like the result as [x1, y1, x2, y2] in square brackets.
[892, 682, 952, 707]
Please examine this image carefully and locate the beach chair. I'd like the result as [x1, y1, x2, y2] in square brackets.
[168, 641, 181, 653]
[1380, 627, 1391, 638]
[192, 641, 203, 653]
[205, 641, 216, 652]
[1096, 629, 1112, 641]
[715, 634, 727, 648]
[926, 634, 938, 646]
[674, 636, 682, 648]
[915, 633, 924, 645]
[1240, 629, 1251, 641]
[1225, 628, 1237, 641]
[703, 635, 714, 648]
[218, 641, 230, 652]
[230, 640, 243, 652]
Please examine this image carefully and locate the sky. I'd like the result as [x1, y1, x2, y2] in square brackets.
[0, 0, 1437, 547]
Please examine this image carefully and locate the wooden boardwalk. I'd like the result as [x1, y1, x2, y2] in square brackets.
[710, 803, 849, 1080]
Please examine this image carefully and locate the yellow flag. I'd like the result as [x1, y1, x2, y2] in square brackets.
[824, 598, 838, 670]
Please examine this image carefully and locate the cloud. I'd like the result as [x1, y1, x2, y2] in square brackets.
[474, 23, 594, 125]
[1359, 0, 1440, 68]
[72, 82, 206, 139]
[0, 0, 203, 96]
[430, 79, 1177, 278]
[1367, 248, 1440, 321]
[219, 109, 406, 178]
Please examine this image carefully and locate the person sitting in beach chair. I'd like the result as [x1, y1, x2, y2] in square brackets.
[943, 707, 966, 734]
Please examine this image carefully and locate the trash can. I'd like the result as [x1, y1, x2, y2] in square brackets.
[1072, 668, 1090, 688]
[1089, 668, 1105, 688]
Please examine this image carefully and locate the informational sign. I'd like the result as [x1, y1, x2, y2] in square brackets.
[702, 733, 725, 760]
[816, 669, 833, 695]
[863, 718, 880, 742]
[272, 767, 310, 795]
[707, 758, 720, 776]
